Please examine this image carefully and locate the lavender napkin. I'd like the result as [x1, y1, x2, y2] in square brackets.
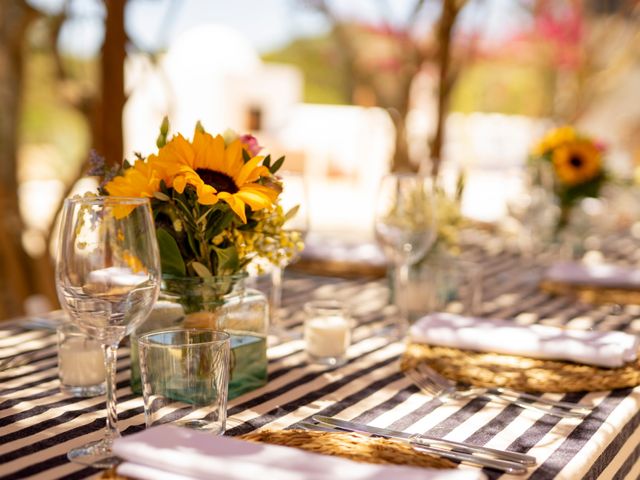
[410, 312, 639, 368]
[113, 425, 485, 480]
[544, 261, 640, 289]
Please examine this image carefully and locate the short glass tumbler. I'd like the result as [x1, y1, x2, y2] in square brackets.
[303, 300, 351, 367]
[138, 329, 230, 434]
[57, 323, 106, 397]
[409, 258, 483, 318]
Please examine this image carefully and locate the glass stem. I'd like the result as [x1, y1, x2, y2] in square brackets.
[102, 343, 120, 446]
[395, 262, 410, 337]
[270, 266, 283, 327]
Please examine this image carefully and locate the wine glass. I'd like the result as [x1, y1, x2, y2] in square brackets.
[270, 171, 309, 339]
[374, 173, 437, 338]
[55, 196, 160, 468]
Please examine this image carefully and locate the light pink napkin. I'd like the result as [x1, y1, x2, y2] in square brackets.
[544, 261, 640, 289]
[114, 425, 485, 480]
[410, 312, 639, 368]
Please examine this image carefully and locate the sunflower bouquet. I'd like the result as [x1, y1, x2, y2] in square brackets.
[529, 125, 608, 229]
[94, 119, 303, 279]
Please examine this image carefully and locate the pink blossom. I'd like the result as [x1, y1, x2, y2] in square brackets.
[240, 134, 262, 157]
[594, 140, 607, 153]
[534, 0, 584, 69]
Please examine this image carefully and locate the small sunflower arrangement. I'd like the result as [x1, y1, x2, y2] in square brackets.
[530, 125, 608, 228]
[93, 118, 304, 279]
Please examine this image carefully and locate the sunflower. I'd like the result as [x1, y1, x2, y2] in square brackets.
[103, 157, 164, 217]
[532, 125, 576, 156]
[104, 156, 163, 198]
[156, 130, 278, 223]
[552, 140, 602, 186]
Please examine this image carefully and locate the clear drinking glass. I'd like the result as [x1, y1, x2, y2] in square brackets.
[57, 323, 106, 397]
[138, 328, 230, 434]
[269, 171, 309, 339]
[55, 196, 160, 468]
[410, 258, 483, 318]
[374, 173, 437, 338]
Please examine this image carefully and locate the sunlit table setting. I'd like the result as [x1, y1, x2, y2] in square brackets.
[4, 123, 640, 479]
[3, 236, 640, 479]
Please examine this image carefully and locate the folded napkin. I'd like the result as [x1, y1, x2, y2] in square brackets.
[544, 261, 640, 289]
[410, 313, 639, 368]
[113, 425, 485, 480]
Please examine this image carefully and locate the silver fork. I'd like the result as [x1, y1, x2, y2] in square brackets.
[405, 363, 591, 418]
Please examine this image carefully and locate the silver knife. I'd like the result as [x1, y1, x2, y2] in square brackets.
[313, 415, 536, 466]
[299, 421, 528, 474]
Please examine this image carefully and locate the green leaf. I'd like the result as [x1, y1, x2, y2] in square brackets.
[156, 229, 186, 276]
[455, 170, 466, 200]
[205, 210, 235, 240]
[173, 196, 194, 219]
[153, 191, 171, 201]
[284, 204, 300, 222]
[191, 261, 212, 278]
[214, 245, 239, 273]
[263, 154, 271, 169]
[160, 116, 170, 135]
[269, 156, 285, 174]
[195, 120, 205, 134]
[156, 117, 170, 148]
[191, 261, 213, 278]
[184, 229, 199, 258]
[242, 149, 251, 163]
[196, 205, 218, 226]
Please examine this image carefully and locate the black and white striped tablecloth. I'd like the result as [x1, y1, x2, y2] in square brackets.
[2, 265, 640, 480]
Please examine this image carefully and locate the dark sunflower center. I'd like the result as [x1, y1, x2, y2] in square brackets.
[569, 155, 584, 168]
[196, 169, 238, 193]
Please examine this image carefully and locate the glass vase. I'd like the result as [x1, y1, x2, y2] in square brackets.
[407, 251, 483, 321]
[130, 274, 268, 400]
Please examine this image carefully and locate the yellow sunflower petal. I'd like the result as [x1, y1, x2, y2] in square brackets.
[245, 183, 279, 202]
[192, 130, 218, 171]
[212, 134, 226, 166]
[218, 191, 247, 223]
[243, 165, 270, 184]
[173, 175, 187, 193]
[161, 134, 195, 167]
[235, 189, 275, 211]
[104, 159, 160, 198]
[223, 140, 244, 175]
[195, 184, 219, 205]
[234, 156, 265, 185]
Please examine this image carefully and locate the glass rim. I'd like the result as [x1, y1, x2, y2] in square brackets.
[56, 322, 88, 333]
[64, 196, 151, 206]
[304, 299, 348, 314]
[161, 271, 248, 283]
[382, 172, 433, 180]
[421, 257, 483, 270]
[138, 328, 230, 348]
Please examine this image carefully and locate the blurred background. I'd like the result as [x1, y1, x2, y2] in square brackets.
[1, 0, 639, 319]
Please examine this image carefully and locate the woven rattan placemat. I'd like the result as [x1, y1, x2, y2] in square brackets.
[540, 280, 640, 305]
[102, 429, 454, 479]
[241, 430, 454, 468]
[402, 343, 640, 393]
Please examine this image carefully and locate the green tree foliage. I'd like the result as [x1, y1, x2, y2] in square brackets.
[263, 32, 350, 105]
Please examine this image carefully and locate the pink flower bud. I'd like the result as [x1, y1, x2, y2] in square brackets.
[240, 134, 262, 157]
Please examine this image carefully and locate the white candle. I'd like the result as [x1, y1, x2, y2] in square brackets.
[304, 315, 351, 358]
[59, 337, 106, 386]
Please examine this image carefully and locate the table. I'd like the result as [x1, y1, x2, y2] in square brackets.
[2, 261, 640, 480]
